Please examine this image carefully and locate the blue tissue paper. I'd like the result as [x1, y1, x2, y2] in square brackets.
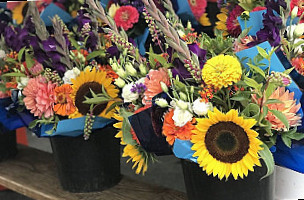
[0, 98, 25, 130]
[38, 116, 115, 137]
[238, 10, 266, 36]
[173, 139, 197, 163]
[40, 3, 73, 26]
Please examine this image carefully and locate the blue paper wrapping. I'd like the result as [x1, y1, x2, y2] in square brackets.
[273, 136, 304, 173]
[238, 10, 299, 36]
[135, 28, 150, 56]
[238, 10, 266, 36]
[0, 98, 25, 131]
[236, 41, 303, 102]
[37, 116, 115, 137]
[40, 3, 73, 26]
[173, 139, 197, 162]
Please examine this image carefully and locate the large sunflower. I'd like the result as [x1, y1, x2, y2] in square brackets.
[191, 108, 263, 180]
[69, 68, 119, 119]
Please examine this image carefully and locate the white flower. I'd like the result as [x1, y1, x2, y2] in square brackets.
[192, 98, 211, 116]
[136, 77, 146, 84]
[63, 68, 80, 84]
[293, 38, 304, 55]
[286, 25, 297, 40]
[176, 100, 188, 110]
[125, 62, 137, 76]
[114, 78, 126, 88]
[122, 83, 139, 103]
[155, 98, 168, 108]
[291, 6, 299, 19]
[17, 77, 29, 90]
[108, 3, 120, 18]
[172, 107, 193, 127]
[294, 23, 304, 38]
[0, 50, 6, 59]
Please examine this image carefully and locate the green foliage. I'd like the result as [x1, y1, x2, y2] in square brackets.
[120, 108, 137, 146]
[259, 143, 275, 179]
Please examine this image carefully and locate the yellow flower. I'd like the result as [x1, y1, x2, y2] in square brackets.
[215, 8, 229, 36]
[191, 108, 263, 180]
[11, 2, 27, 24]
[69, 67, 119, 119]
[199, 13, 211, 26]
[202, 54, 242, 90]
[108, 3, 121, 18]
[113, 108, 153, 175]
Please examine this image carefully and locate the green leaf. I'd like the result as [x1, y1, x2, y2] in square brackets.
[265, 99, 283, 104]
[283, 67, 294, 75]
[29, 119, 39, 129]
[241, 103, 260, 120]
[25, 51, 35, 68]
[86, 50, 106, 60]
[105, 101, 122, 114]
[269, 109, 289, 130]
[244, 77, 261, 90]
[18, 47, 26, 62]
[286, 129, 304, 141]
[83, 96, 110, 105]
[230, 96, 249, 101]
[1, 72, 26, 77]
[259, 143, 275, 179]
[281, 133, 292, 148]
[247, 63, 265, 78]
[257, 46, 268, 59]
[120, 108, 137, 146]
[265, 83, 276, 99]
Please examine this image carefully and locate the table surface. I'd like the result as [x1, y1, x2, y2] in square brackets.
[0, 145, 187, 200]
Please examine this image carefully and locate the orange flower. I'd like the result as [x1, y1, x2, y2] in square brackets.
[98, 64, 119, 80]
[162, 109, 195, 145]
[54, 84, 76, 116]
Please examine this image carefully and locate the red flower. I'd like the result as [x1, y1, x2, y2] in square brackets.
[114, 6, 139, 31]
[188, 0, 207, 19]
[252, 6, 267, 12]
[291, 0, 304, 19]
[226, 5, 244, 37]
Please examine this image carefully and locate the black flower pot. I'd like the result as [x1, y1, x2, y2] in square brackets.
[0, 125, 17, 162]
[181, 159, 274, 200]
[50, 126, 121, 193]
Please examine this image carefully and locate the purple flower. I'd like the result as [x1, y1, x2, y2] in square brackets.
[131, 82, 147, 93]
[188, 43, 207, 68]
[4, 26, 30, 51]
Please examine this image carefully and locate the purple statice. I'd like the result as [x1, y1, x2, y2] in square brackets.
[254, 0, 285, 47]
[131, 82, 147, 94]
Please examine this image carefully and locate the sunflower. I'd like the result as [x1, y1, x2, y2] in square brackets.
[113, 109, 154, 175]
[69, 68, 119, 119]
[191, 108, 263, 180]
[202, 54, 242, 90]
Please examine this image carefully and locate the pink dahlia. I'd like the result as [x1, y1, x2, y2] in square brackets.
[226, 5, 244, 37]
[23, 76, 56, 118]
[253, 87, 302, 131]
[114, 6, 139, 31]
[143, 68, 171, 106]
[188, 0, 207, 19]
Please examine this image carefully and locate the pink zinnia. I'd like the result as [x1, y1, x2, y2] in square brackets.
[226, 5, 244, 37]
[188, 0, 207, 19]
[114, 6, 139, 31]
[291, 0, 304, 21]
[143, 68, 171, 106]
[23, 76, 56, 119]
[252, 6, 267, 12]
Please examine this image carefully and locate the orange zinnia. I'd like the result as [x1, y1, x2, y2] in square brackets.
[54, 84, 76, 116]
[162, 109, 195, 145]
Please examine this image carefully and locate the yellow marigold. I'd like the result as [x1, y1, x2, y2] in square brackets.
[202, 54, 242, 90]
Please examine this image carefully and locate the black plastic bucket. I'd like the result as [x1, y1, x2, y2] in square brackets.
[50, 126, 121, 193]
[0, 126, 17, 162]
[181, 159, 274, 200]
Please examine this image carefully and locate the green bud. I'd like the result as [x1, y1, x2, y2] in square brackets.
[125, 62, 137, 76]
[139, 63, 148, 75]
[160, 82, 169, 93]
[179, 92, 187, 101]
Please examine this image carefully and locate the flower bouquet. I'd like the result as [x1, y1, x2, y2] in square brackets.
[1, 2, 121, 192]
[87, 0, 304, 199]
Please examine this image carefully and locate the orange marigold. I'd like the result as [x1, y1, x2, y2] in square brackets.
[162, 109, 195, 145]
[54, 84, 76, 116]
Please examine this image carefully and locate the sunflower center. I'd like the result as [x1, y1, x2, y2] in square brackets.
[75, 81, 107, 116]
[205, 121, 249, 163]
[216, 131, 236, 151]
